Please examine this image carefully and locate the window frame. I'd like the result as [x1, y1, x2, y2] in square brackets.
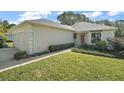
[91, 32, 101, 44]
[73, 33, 77, 39]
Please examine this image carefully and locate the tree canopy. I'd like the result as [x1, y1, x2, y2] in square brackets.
[57, 12, 90, 26]
[0, 20, 16, 41]
[0, 20, 16, 33]
[95, 20, 114, 26]
[115, 20, 124, 37]
[57, 12, 124, 37]
[95, 20, 124, 37]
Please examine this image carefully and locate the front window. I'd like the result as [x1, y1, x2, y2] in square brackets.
[91, 32, 101, 43]
[73, 33, 77, 39]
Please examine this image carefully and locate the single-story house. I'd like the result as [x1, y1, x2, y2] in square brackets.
[10, 19, 117, 55]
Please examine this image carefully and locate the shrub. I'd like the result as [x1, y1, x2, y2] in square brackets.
[118, 51, 124, 58]
[0, 39, 4, 48]
[80, 42, 107, 51]
[13, 51, 28, 60]
[0, 32, 8, 42]
[72, 48, 115, 58]
[0, 42, 3, 48]
[6, 40, 13, 42]
[32, 51, 49, 56]
[95, 41, 107, 51]
[49, 43, 74, 52]
[80, 44, 96, 50]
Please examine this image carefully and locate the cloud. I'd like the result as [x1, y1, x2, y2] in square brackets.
[18, 11, 52, 21]
[53, 20, 58, 22]
[53, 20, 60, 23]
[91, 11, 103, 18]
[57, 11, 64, 15]
[10, 11, 52, 24]
[83, 11, 103, 18]
[9, 21, 19, 24]
[107, 11, 122, 16]
[109, 18, 114, 21]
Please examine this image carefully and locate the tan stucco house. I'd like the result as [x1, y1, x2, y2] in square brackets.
[11, 19, 117, 54]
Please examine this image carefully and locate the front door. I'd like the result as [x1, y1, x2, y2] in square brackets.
[81, 34, 85, 44]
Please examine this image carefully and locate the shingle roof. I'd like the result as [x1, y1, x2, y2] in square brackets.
[26, 19, 75, 31]
[71, 22, 117, 32]
[11, 19, 117, 33]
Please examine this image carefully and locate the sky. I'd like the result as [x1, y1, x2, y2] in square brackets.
[0, 11, 124, 24]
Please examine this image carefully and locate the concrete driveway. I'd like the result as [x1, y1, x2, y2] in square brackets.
[0, 48, 18, 70]
[0, 48, 17, 62]
[0, 48, 71, 71]
[0, 47, 38, 70]
[0, 57, 36, 70]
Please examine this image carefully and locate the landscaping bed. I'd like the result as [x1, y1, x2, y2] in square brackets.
[72, 42, 124, 59]
[72, 48, 116, 58]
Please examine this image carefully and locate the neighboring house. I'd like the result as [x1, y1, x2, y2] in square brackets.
[5, 32, 13, 41]
[10, 19, 117, 55]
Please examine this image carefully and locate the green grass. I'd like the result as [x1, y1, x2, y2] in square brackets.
[0, 52, 124, 81]
[5, 42, 13, 47]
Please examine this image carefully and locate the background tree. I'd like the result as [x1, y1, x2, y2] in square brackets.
[58, 12, 124, 37]
[0, 19, 16, 42]
[95, 20, 114, 26]
[57, 12, 90, 25]
[115, 20, 124, 37]
[95, 20, 124, 37]
[0, 20, 16, 33]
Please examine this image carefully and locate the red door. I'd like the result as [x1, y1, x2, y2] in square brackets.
[81, 34, 85, 44]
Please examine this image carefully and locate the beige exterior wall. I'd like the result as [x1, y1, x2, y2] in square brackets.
[32, 24, 74, 53]
[13, 24, 73, 54]
[12, 24, 29, 52]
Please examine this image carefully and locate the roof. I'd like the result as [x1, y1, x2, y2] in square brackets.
[11, 19, 117, 33]
[71, 22, 117, 32]
[23, 19, 75, 31]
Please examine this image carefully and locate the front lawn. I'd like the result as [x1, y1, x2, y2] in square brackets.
[0, 52, 124, 80]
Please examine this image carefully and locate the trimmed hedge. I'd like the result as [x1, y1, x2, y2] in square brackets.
[32, 51, 49, 57]
[13, 51, 28, 60]
[72, 48, 115, 58]
[49, 43, 74, 52]
[80, 41, 107, 51]
[6, 40, 13, 42]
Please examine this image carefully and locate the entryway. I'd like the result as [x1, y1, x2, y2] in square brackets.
[80, 34, 85, 44]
